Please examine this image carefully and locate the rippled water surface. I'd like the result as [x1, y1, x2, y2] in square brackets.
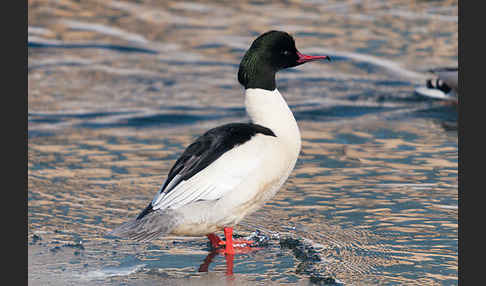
[28, 0, 457, 285]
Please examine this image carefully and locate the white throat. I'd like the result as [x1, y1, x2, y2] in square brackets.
[245, 88, 301, 154]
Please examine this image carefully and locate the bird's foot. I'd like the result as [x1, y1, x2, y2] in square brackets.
[216, 239, 256, 254]
[204, 228, 262, 275]
[219, 239, 256, 247]
[207, 233, 224, 249]
[206, 228, 259, 255]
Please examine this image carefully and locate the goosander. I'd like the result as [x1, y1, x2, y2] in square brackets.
[110, 31, 330, 254]
[415, 67, 458, 103]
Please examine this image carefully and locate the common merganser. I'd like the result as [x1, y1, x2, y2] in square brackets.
[415, 67, 458, 103]
[110, 31, 330, 255]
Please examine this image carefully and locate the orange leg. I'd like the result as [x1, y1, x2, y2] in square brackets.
[203, 228, 261, 275]
[221, 227, 256, 254]
[207, 228, 258, 254]
[224, 227, 235, 254]
[207, 233, 223, 249]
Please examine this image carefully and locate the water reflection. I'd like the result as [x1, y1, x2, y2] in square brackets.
[29, 0, 457, 285]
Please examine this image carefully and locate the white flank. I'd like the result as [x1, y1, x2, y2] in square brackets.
[149, 88, 302, 235]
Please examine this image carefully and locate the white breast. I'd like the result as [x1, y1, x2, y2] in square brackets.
[172, 88, 302, 234]
[245, 88, 301, 156]
[213, 88, 301, 225]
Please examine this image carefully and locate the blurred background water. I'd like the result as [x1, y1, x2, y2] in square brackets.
[28, 0, 457, 285]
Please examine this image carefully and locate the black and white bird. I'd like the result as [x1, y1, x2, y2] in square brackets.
[415, 67, 458, 103]
[110, 31, 330, 254]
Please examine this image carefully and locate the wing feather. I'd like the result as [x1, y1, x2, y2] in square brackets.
[152, 144, 263, 211]
[137, 123, 276, 219]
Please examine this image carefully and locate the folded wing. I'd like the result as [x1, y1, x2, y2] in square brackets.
[137, 123, 276, 219]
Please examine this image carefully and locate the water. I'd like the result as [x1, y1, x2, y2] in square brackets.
[28, 0, 457, 285]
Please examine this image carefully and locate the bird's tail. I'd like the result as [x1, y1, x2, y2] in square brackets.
[108, 209, 178, 242]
